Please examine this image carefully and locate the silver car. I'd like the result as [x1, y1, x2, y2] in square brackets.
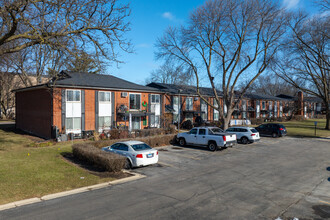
[225, 126, 260, 144]
[102, 141, 159, 168]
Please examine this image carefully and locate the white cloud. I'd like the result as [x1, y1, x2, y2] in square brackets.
[162, 12, 175, 20]
[283, 0, 300, 9]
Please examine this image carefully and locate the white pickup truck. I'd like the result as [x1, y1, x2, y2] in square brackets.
[177, 127, 237, 151]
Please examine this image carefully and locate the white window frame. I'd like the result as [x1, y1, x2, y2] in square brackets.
[66, 89, 81, 103]
[129, 93, 141, 111]
[98, 91, 112, 131]
[151, 94, 160, 104]
[65, 89, 81, 134]
[186, 97, 193, 111]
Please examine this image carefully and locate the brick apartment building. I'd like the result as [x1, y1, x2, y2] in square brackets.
[14, 71, 324, 139]
[15, 71, 164, 139]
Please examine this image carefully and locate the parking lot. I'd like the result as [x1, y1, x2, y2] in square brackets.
[1, 136, 330, 219]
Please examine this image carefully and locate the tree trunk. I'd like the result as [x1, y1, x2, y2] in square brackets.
[326, 104, 330, 130]
[222, 116, 231, 130]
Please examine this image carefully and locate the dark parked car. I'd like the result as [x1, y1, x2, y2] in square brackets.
[255, 123, 287, 138]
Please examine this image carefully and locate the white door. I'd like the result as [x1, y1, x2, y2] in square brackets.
[132, 116, 141, 130]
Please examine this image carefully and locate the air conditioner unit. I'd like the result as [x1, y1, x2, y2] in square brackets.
[121, 92, 128, 98]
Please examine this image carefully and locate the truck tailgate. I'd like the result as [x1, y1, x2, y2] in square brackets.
[225, 133, 236, 142]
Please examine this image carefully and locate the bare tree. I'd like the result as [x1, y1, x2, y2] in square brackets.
[145, 62, 194, 85]
[240, 72, 299, 96]
[156, 0, 288, 129]
[315, 0, 330, 11]
[0, 0, 131, 61]
[274, 12, 330, 129]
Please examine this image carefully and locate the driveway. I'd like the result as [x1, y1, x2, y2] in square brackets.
[1, 137, 330, 219]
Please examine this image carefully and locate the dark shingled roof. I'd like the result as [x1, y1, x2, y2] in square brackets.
[146, 82, 222, 97]
[50, 71, 160, 92]
[244, 93, 286, 101]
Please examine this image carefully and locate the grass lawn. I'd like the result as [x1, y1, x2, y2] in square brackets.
[273, 119, 330, 138]
[0, 124, 115, 205]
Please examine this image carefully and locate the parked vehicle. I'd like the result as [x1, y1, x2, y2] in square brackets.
[177, 127, 237, 151]
[225, 126, 260, 144]
[102, 141, 158, 168]
[255, 123, 287, 138]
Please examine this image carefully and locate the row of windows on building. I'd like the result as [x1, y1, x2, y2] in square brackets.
[65, 90, 161, 133]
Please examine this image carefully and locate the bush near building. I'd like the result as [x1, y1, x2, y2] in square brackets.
[72, 143, 126, 172]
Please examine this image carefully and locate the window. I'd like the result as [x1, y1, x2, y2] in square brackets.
[130, 94, 141, 110]
[189, 128, 198, 134]
[213, 98, 219, 121]
[66, 90, 81, 102]
[186, 97, 193, 110]
[98, 91, 111, 130]
[151, 94, 160, 104]
[262, 101, 266, 110]
[131, 143, 152, 151]
[99, 116, 111, 128]
[119, 144, 129, 151]
[111, 143, 121, 150]
[99, 91, 111, 102]
[226, 128, 234, 132]
[66, 89, 81, 133]
[198, 129, 206, 135]
[201, 100, 208, 120]
[256, 100, 260, 118]
[65, 117, 81, 130]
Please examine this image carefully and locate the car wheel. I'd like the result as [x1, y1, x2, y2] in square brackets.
[179, 138, 186, 146]
[125, 159, 132, 169]
[208, 141, 217, 151]
[241, 137, 249, 144]
[272, 132, 278, 138]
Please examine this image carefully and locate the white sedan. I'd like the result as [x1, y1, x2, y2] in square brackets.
[102, 141, 158, 168]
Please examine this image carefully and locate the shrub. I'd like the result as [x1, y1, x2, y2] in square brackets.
[72, 143, 126, 172]
[292, 115, 305, 121]
[181, 120, 193, 130]
[92, 134, 177, 149]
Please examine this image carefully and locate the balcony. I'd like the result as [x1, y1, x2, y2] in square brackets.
[116, 103, 155, 117]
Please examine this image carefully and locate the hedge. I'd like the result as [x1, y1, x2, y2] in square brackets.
[72, 143, 126, 172]
[93, 134, 177, 149]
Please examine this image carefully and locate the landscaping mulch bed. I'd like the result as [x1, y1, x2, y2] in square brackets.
[61, 152, 132, 179]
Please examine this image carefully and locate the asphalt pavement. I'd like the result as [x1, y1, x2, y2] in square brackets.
[1, 137, 330, 219]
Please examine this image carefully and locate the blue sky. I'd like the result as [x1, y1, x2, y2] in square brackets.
[109, 0, 318, 85]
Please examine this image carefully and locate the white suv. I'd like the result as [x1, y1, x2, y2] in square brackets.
[225, 127, 260, 144]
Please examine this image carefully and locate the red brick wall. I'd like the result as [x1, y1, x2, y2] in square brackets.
[16, 88, 52, 139]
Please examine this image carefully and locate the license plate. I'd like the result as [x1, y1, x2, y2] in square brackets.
[147, 153, 154, 158]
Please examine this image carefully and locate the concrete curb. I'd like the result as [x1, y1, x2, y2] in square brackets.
[0, 171, 146, 212]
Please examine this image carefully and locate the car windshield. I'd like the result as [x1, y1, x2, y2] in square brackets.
[131, 143, 152, 151]
[250, 128, 258, 133]
[210, 128, 223, 133]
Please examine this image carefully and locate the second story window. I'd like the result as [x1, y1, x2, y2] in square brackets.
[151, 94, 160, 104]
[66, 90, 81, 102]
[130, 93, 141, 110]
[186, 97, 193, 111]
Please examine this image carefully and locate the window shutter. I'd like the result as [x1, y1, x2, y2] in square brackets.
[148, 94, 151, 127]
[81, 90, 85, 131]
[61, 89, 66, 131]
[95, 91, 99, 130]
[111, 92, 115, 128]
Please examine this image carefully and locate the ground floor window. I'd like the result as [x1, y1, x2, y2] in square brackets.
[66, 117, 81, 131]
[99, 116, 111, 129]
[150, 115, 160, 128]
